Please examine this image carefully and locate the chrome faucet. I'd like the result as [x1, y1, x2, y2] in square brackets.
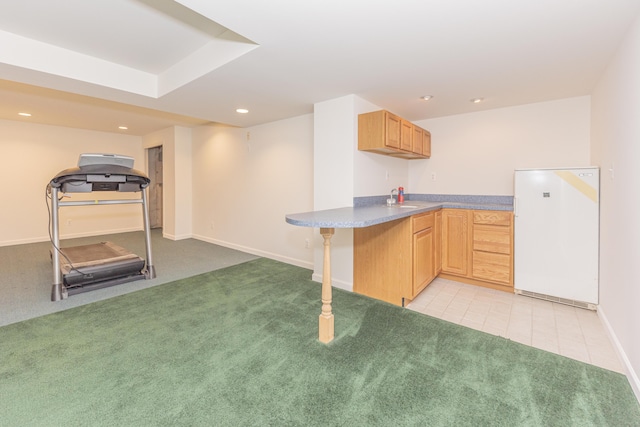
[387, 188, 398, 206]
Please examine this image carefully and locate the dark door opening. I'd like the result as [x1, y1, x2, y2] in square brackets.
[147, 146, 163, 229]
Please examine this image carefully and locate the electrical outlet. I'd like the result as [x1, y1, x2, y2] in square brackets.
[609, 162, 615, 180]
[431, 172, 437, 181]
[385, 170, 389, 181]
[305, 238, 310, 249]
[210, 222, 214, 230]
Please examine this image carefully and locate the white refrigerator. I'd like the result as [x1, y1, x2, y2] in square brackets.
[514, 167, 599, 306]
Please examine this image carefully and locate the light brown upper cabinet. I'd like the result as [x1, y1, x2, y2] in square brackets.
[358, 110, 431, 159]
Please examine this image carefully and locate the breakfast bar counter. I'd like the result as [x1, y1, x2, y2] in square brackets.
[285, 195, 513, 343]
[285, 200, 511, 229]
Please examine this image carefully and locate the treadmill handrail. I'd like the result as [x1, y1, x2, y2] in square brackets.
[58, 199, 144, 207]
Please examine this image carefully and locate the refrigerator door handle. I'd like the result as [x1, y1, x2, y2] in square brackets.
[513, 197, 519, 217]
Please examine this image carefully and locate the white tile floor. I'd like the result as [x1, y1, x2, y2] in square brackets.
[406, 277, 623, 373]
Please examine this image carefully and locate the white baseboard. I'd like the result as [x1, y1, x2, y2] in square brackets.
[192, 234, 314, 270]
[0, 236, 49, 247]
[162, 232, 192, 241]
[311, 272, 353, 292]
[598, 306, 640, 403]
[0, 227, 143, 247]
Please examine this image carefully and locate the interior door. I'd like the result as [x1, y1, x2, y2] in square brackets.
[147, 146, 163, 229]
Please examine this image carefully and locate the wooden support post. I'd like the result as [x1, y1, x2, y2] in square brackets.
[318, 227, 335, 343]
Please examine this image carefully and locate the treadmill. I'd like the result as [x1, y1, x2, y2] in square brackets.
[48, 153, 156, 301]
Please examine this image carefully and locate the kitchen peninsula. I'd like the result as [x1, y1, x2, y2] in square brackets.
[286, 195, 513, 343]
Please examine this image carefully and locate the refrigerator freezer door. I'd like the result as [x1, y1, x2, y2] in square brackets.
[514, 168, 599, 304]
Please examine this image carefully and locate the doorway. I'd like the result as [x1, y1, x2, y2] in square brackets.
[147, 146, 163, 229]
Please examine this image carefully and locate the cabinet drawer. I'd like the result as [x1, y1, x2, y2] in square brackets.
[412, 212, 434, 232]
[472, 251, 511, 284]
[473, 225, 511, 254]
[473, 210, 512, 226]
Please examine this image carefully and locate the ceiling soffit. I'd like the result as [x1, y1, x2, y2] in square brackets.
[0, 0, 258, 98]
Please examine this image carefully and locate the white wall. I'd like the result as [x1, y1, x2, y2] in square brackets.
[143, 126, 193, 240]
[191, 115, 315, 267]
[0, 119, 144, 246]
[591, 13, 640, 400]
[174, 126, 193, 240]
[312, 96, 358, 288]
[313, 96, 356, 210]
[410, 97, 592, 195]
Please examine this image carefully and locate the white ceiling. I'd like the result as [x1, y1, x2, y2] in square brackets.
[1, 0, 639, 135]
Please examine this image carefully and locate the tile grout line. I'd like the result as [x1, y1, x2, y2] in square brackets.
[408, 278, 624, 373]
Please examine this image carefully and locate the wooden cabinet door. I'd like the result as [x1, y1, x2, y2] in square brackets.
[412, 126, 431, 157]
[435, 209, 442, 274]
[423, 130, 431, 158]
[413, 227, 434, 296]
[441, 209, 469, 275]
[400, 119, 413, 151]
[385, 112, 402, 149]
[413, 126, 424, 155]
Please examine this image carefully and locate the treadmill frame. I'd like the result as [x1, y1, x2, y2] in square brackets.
[49, 163, 156, 301]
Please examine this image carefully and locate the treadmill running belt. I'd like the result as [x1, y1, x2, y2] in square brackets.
[58, 241, 145, 287]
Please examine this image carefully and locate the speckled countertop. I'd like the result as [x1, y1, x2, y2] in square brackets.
[286, 194, 513, 229]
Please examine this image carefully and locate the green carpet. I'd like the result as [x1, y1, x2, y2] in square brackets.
[1, 258, 638, 426]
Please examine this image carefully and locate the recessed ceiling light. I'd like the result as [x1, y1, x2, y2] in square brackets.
[421, 95, 433, 101]
[118, 126, 128, 130]
[236, 108, 249, 114]
[18, 112, 31, 117]
[471, 98, 484, 104]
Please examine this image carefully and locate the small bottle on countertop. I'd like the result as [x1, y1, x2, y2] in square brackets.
[398, 187, 404, 204]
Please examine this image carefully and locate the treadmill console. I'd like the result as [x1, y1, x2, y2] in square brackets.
[78, 153, 134, 169]
[50, 153, 150, 193]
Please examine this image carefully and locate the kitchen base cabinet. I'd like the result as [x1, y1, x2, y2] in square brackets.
[439, 209, 514, 292]
[354, 211, 438, 306]
[353, 208, 512, 307]
[354, 218, 412, 306]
